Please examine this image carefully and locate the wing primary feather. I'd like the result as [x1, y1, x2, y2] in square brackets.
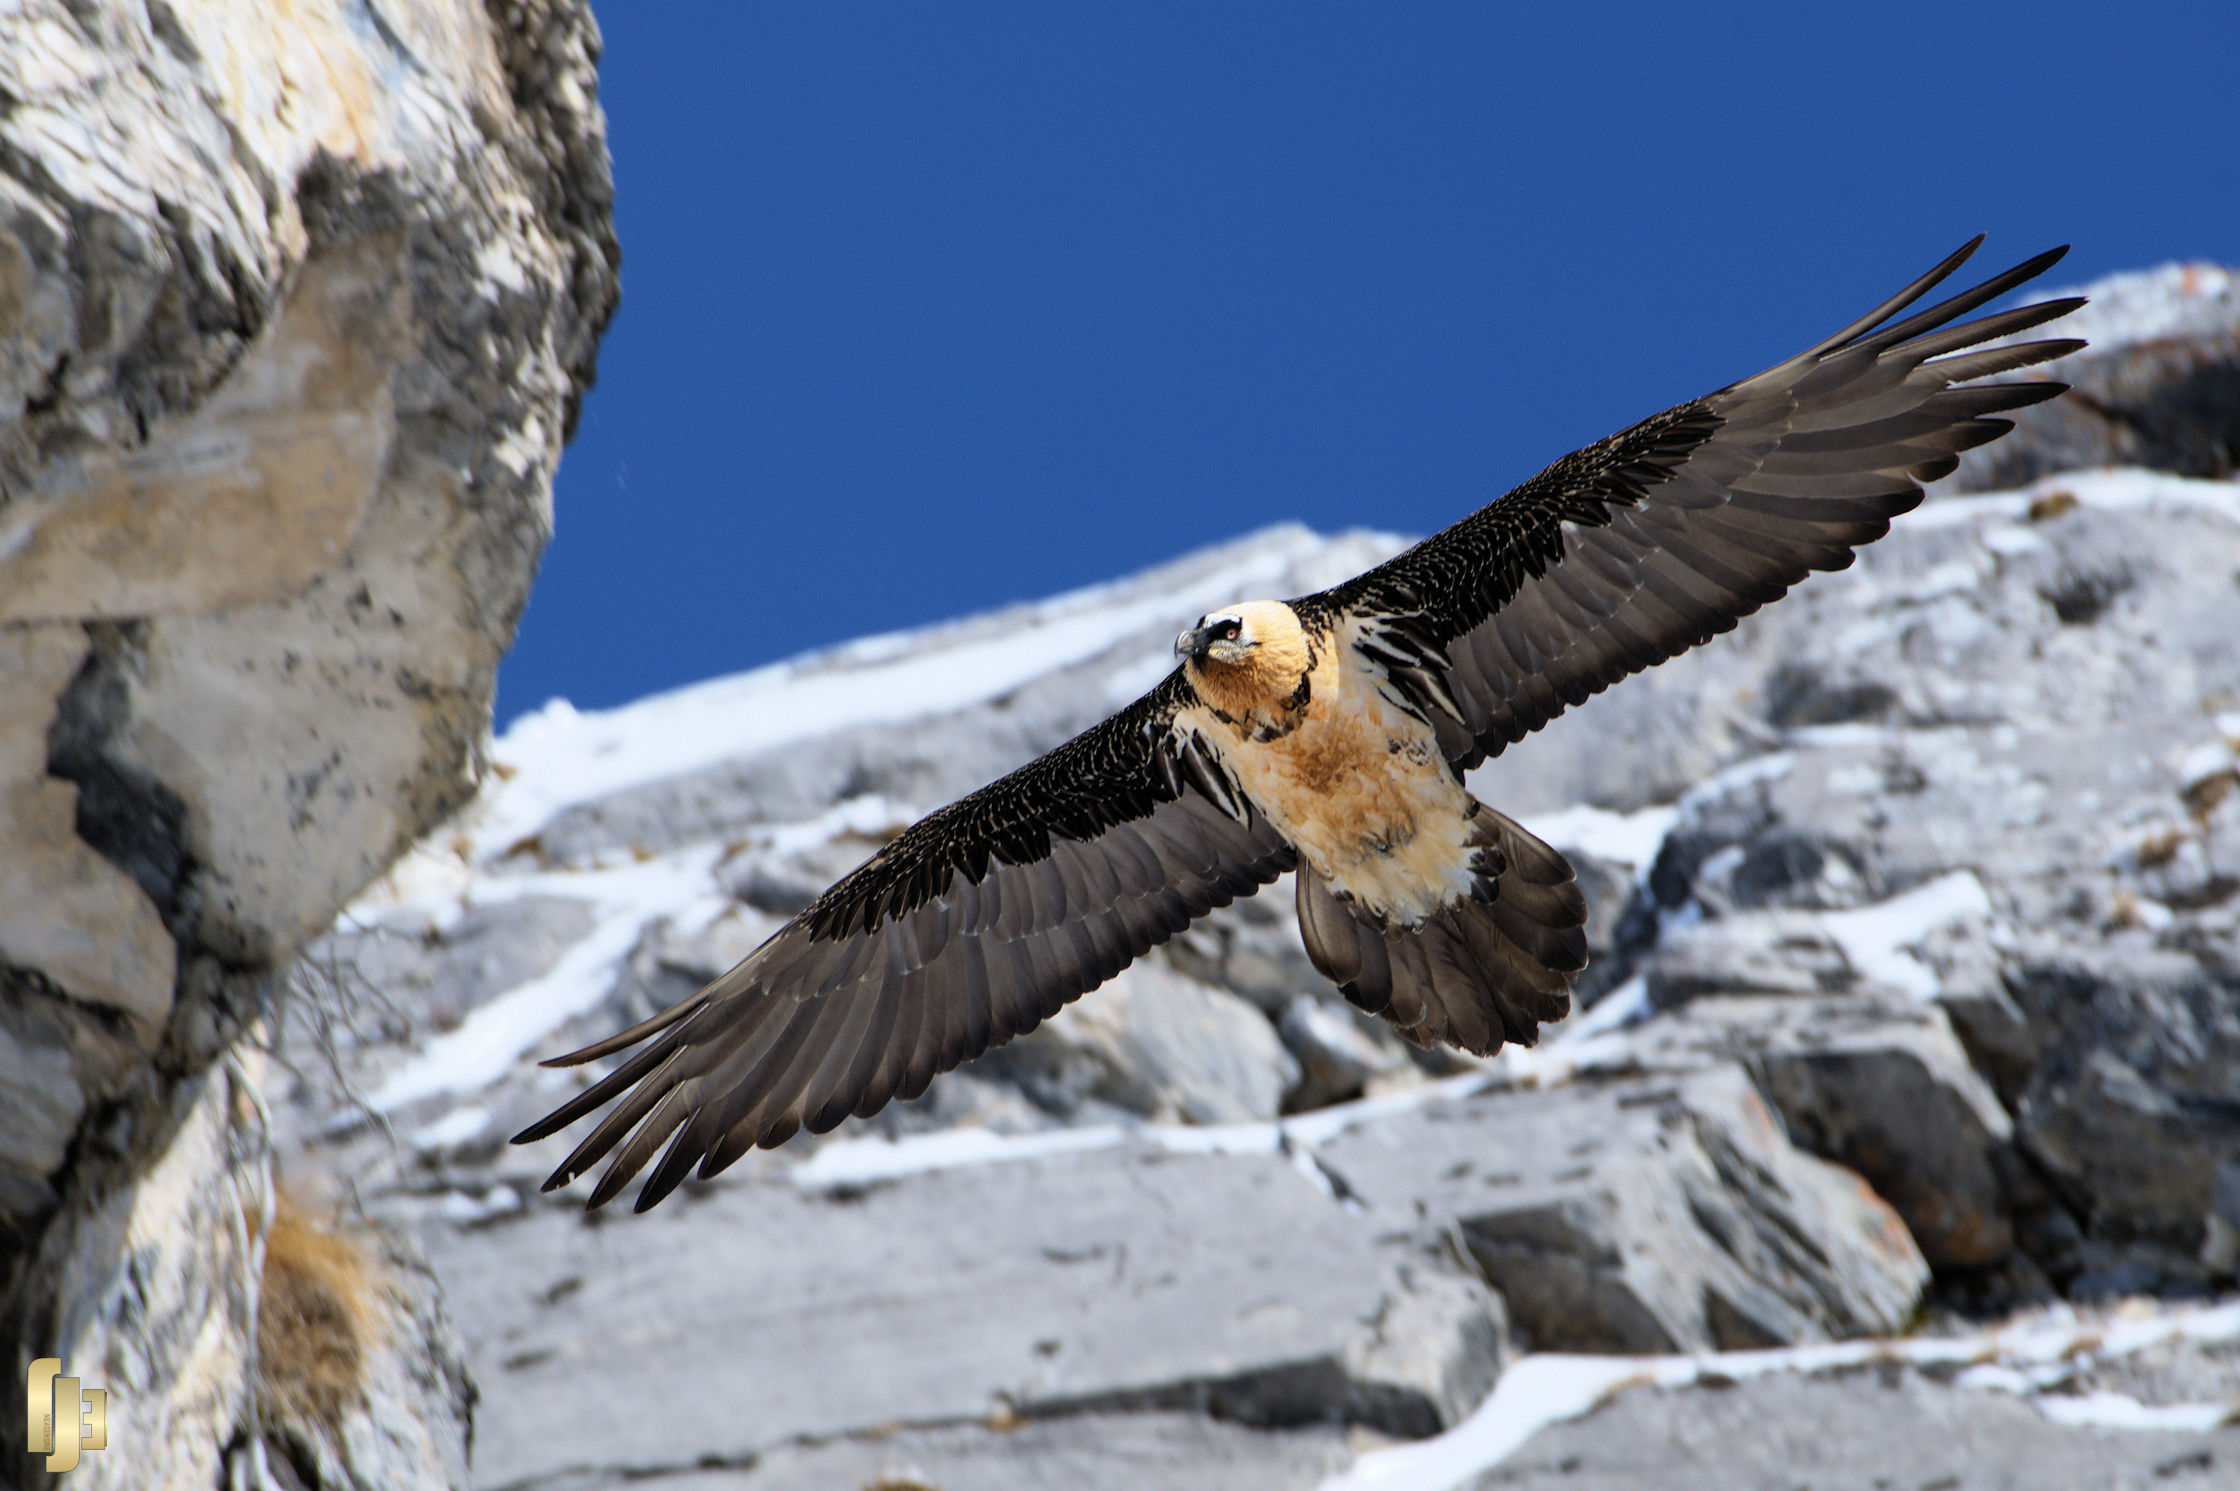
[1923, 341, 2084, 382]
[513, 1018, 701, 1146]
[1897, 298, 2087, 363]
[1856, 246, 2070, 357]
[586, 1083, 696, 1210]
[537, 989, 711, 1069]
[541, 1044, 692, 1192]
[656, 994, 835, 1192]
[1783, 236, 1984, 365]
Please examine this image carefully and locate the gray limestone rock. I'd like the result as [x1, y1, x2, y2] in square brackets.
[18, 8, 2240, 1486]
[420, 1142, 1504, 1488]
[1470, 1361, 2240, 1490]
[1562, 849, 1656, 1007]
[1277, 995, 1421, 1111]
[1316, 1066, 1928, 1355]
[977, 962, 1302, 1125]
[234, 1209, 477, 1491]
[1644, 911, 1856, 1009]
[718, 835, 883, 917]
[2063, 1318, 2240, 1409]
[1704, 997, 2019, 1270]
[314, 895, 600, 1040]
[574, 905, 787, 1053]
[242, 262, 2240, 1488]
[1587, 488, 2240, 1292]
[1164, 873, 1331, 1019]
[1994, 939, 2240, 1290]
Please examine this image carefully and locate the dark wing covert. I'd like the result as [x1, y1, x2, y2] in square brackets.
[1296, 238, 2084, 770]
[512, 670, 1295, 1210]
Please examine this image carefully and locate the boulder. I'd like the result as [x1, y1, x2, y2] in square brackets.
[1316, 1066, 1928, 1354]
[1989, 938, 2240, 1293]
[1164, 873, 1331, 1018]
[1600, 484, 2240, 1291]
[1650, 995, 2019, 1270]
[977, 962, 1302, 1125]
[239, 1202, 475, 1491]
[1643, 911, 1855, 1009]
[41, 1065, 262, 1491]
[1278, 995, 1421, 1111]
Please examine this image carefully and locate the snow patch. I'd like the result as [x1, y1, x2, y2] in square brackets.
[1319, 1354, 1662, 1491]
[1323, 1298, 2240, 1491]
[1679, 750, 1796, 810]
[439, 1184, 523, 1227]
[410, 1104, 492, 1151]
[1818, 870, 1991, 1000]
[2033, 1392, 2232, 1433]
[1980, 524, 2047, 557]
[2011, 261, 2236, 354]
[1104, 650, 1179, 706]
[1521, 803, 1678, 871]
[369, 848, 728, 1112]
[475, 236, 527, 295]
[787, 1071, 1496, 1191]
[787, 1125, 1130, 1188]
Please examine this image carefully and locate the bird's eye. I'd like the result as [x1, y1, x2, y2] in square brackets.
[1219, 620, 1242, 640]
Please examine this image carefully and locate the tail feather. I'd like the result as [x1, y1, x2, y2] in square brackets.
[1294, 802, 1587, 1055]
[1383, 930, 1433, 1032]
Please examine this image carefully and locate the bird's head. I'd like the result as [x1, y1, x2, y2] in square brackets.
[1176, 607, 1255, 667]
[1175, 600, 1312, 713]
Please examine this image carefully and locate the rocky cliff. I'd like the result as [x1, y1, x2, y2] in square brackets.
[262, 264, 2240, 1490]
[0, 3, 616, 1487]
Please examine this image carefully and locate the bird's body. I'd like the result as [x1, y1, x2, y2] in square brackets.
[1176, 601, 1475, 926]
[516, 239, 2085, 1212]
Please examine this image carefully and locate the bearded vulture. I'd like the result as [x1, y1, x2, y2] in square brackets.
[517, 238, 2081, 1210]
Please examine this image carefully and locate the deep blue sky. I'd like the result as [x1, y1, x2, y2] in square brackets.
[498, 3, 2240, 725]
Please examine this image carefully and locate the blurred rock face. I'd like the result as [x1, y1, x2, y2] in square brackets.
[0, 2, 615, 1485]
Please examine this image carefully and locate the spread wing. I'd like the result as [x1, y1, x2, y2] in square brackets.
[512, 671, 1295, 1211]
[1296, 238, 2084, 770]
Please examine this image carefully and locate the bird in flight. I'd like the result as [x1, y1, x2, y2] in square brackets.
[517, 238, 2081, 1211]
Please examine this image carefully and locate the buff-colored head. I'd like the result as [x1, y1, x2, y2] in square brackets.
[1175, 599, 1313, 719]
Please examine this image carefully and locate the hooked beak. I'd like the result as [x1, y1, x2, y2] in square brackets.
[1175, 623, 1218, 662]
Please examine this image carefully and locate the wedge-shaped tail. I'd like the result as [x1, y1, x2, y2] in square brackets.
[1296, 804, 1586, 1054]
